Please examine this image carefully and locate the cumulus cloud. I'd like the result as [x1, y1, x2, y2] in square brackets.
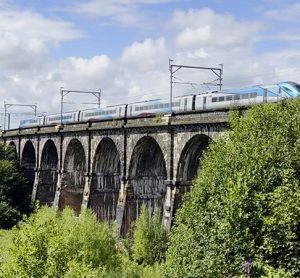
[121, 38, 168, 72]
[0, 7, 83, 73]
[2, 3, 300, 128]
[171, 9, 261, 48]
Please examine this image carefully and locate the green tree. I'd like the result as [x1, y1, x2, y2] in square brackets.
[132, 205, 168, 266]
[0, 207, 119, 277]
[0, 144, 28, 229]
[165, 100, 300, 277]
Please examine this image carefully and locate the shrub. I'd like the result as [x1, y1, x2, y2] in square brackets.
[132, 205, 168, 266]
[0, 207, 119, 277]
[165, 100, 300, 277]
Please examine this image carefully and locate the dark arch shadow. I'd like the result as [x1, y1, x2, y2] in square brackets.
[174, 134, 211, 214]
[122, 136, 167, 235]
[37, 140, 58, 206]
[59, 139, 86, 214]
[7, 141, 18, 162]
[89, 138, 121, 224]
[21, 140, 36, 202]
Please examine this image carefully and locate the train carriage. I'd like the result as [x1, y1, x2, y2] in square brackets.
[19, 116, 44, 128]
[80, 104, 127, 122]
[127, 95, 194, 118]
[45, 111, 80, 125]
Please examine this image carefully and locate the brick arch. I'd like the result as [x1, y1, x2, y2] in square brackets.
[59, 138, 87, 214]
[90, 135, 124, 176]
[61, 136, 89, 172]
[126, 133, 170, 180]
[7, 140, 16, 148]
[21, 140, 36, 202]
[173, 133, 211, 216]
[176, 134, 211, 183]
[37, 139, 58, 206]
[6, 141, 18, 161]
[89, 137, 121, 223]
[39, 137, 60, 168]
[123, 135, 167, 234]
[20, 139, 37, 164]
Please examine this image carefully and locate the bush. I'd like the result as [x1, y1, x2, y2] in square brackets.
[132, 205, 168, 266]
[0, 144, 28, 229]
[165, 100, 300, 277]
[0, 207, 119, 277]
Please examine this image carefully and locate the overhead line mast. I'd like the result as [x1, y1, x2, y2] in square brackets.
[169, 59, 223, 114]
[60, 88, 101, 125]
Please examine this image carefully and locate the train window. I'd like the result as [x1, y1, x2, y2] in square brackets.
[226, 96, 232, 101]
[250, 93, 257, 98]
[219, 97, 225, 102]
[154, 104, 158, 109]
[281, 86, 293, 95]
[234, 95, 240, 100]
[164, 103, 169, 108]
[212, 97, 218, 102]
[242, 94, 249, 99]
[159, 104, 164, 108]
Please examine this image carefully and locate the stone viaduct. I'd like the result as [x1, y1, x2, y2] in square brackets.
[2, 111, 230, 234]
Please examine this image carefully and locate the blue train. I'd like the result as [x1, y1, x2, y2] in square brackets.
[19, 81, 300, 128]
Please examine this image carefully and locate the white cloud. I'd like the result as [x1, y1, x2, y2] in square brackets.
[171, 9, 261, 48]
[176, 26, 212, 48]
[265, 3, 300, 21]
[121, 38, 168, 72]
[0, 7, 83, 73]
[2, 4, 300, 128]
[0, 9, 83, 44]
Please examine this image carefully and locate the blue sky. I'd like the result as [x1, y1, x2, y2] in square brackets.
[1, 0, 300, 126]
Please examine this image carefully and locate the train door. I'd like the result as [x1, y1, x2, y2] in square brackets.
[129, 105, 133, 117]
[263, 89, 268, 103]
[203, 96, 207, 110]
[184, 98, 188, 112]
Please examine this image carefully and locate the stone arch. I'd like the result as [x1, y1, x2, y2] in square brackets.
[21, 140, 36, 201]
[123, 136, 167, 234]
[174, 134, 210, 213]
[37, 139, 58, 206]
[8, 141, 16, 148]
[7, 141, 18, 161]
[59, 139, 86, 214]
[89, 137, 121, 224]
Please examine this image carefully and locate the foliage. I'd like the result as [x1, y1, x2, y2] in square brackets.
[108, 254, 163, 278]
[251, 261, 292, 278]
[0, 229, 14, 265]
[0, 207, 119, 277]
[165, 100, 300, 277]
[132, 205, 168, 265]
[0, 144, 28, 229]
